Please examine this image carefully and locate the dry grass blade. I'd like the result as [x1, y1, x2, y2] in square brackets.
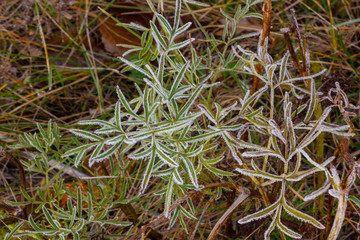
[282, 28, 305, 76]
[0, 148, 29, 218]
[289, 8, 307, 74]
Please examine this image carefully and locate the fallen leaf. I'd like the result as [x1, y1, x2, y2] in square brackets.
[98, 2, 151, 56]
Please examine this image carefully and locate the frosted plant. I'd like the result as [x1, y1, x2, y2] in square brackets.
[229, 31, 355, 238]
[60, 0, 356, 239]
[6, 0, 358, 239]
[10, 121, 131, 240]
[63, 0, 270, 232]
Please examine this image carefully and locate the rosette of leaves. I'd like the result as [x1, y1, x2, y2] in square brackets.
[228, 34, 354, 239]
[10, 121, 131, 240]
[62, 0, 208, 228]
[65, 0, 273, 230]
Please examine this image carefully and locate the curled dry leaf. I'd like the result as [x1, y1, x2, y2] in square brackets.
[98, 3, 151, 56]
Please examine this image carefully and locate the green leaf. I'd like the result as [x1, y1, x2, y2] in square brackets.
[236, 161, 282, 181]
[4, 221, 24, 240]
[172, 168, 184, 185]
[150, 21, 167, 49]
[201, 158, 233, 176]
[181, 156, 198, 187]
[177, 83, 204, 118]
[116, 86, 142, 120]
[238, 198, 281, 224]
[169, 62, 189, 100]
[179, 205, 197, 220]
[174, 22, 192, 38]
[63, 143, 95, 158]
[156, 146, 179, 167]
[198, 104, 216, 125]
[240, 85, 268, 112]
[164, 175, 174, 217]
[115, 101, 122, 128]
[130, 145, 153, 159]
[77, 188, 83, 218]
[42, 205, 59, 230]
[20, 187, 32, 201]
[72, 219, 85, 233]
[169, 207, 180, 227]
[279, 52, 290, 83]
[78, 119, 116, 128]
[143, 77, 168, 99]
[178, 213, 188, 233]
[329, 17, 360, 29]
[152, 121, 190, 135]
[145, 0, 156, 13]
[74, 148, 86, 167]
[264, 217, 277, 240]
[6, 201, 32, 206]
[276, 219, 302, 239]
[185, 130, 222, 143]
[168, 39, 194, 52]
[28, 215, 58, 235]
[141, 147, 156, 192]
[173, 0, 182, 30]
[184, 0, 210, 7]
[156, 13, 172, 39]
[282, 199, 325, 229]
[73, 232, 81, 240]
[349, 195, 360, 209]
[89, 142, 105, 166]
[119, 57, 151, 79]
[70, 129, 103, 141]
[116, 22, 149, 31]
[93, 139, 124, 162]
[96, 218, 132, 226]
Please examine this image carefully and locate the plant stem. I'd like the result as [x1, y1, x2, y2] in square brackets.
[328, 188, 347, 240]
[207, 188, 250, 240]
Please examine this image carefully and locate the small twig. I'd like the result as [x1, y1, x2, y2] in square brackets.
[303, 34, 310, 74]
[282, 29, 305, 75]
[129, 183, 247, 240]
[189, 194, 215, 240]
[289, 9, 307, 73]
[207, 187, 250, 240]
